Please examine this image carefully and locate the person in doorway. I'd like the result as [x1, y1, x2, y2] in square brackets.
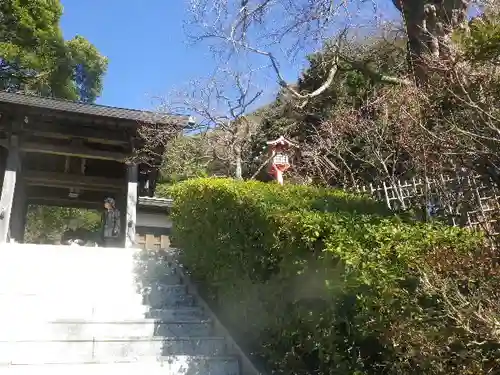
[102, 197, 121, 247]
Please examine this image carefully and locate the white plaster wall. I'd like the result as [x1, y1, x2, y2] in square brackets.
[136, 212, 172, 229]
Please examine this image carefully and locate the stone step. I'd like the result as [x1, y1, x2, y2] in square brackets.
[144, 285, 195, 308]
[0, 256, 138, 276]
[0, 303, 207, 321]
[0, 274, 182, 294]
[0, 244, 174, 261]
[0, 246, 182, 294]
[0, 355, 240, 374]
[0, 294, 148, 312]
[0, 294, 202, 322]
[0, 246, 240, 374]
[0, 271, 182, 289]
[0, 295, 143, 320]
[145, 308, 207, 321]
[136, 259, 179, 279]
[145, 284, 187, 297]
[138, 273, 181, 286]
[0, 244, 139, 258]
[0, 264, 184, 283]
[0, 288, 195, 308]
[0, 246, 176, 282]
[0, 337, 227, 363]
[0, 282, 148, 297]
[0, 288, 144, 301]
[145, 293, 195, 309]
[2, 321, 213, 341]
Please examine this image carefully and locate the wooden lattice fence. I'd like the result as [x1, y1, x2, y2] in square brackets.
[353, 174, 500, 238]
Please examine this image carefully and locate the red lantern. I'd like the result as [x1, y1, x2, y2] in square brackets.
[266, 136, 298, 185]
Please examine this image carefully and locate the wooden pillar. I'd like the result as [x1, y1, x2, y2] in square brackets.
[10, 176, 27, 243]
[19, 199, 28, 243]
[113, 191, 126, 248]
[0, 136, 20, 244]
[125, 164, 138, 248]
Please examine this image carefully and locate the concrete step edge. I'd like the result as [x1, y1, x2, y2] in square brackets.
[10, 319, 211, 323]
[0, 337, 226, 343]
[0, 310, 207, 320]
[0, 355, 239, 366]
[148, 308, 204, 313]
[0, 307, 205, 312]
[0, 286, 189, 295]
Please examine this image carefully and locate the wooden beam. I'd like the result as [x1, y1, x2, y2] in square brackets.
[26, 185, 107, 200]
[28, 197, 102, 210]
[24, 122, 130, 145]
[24, 171, 124, 191]
[0, 139, 129, 161]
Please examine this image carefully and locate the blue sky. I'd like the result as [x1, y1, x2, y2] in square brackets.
[60, 0, 215, 110]
[60, 1, 400, 111]
[60, 0, 290, 111]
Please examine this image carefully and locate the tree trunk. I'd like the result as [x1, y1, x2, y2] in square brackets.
[234, 146, 243, 180]
[392, 0, 470, 83]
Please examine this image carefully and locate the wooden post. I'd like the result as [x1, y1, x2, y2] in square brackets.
[276, 169, 284, 185]
[125, 164, 138, 248]
[19, 199, 28, 243]
[0, 135, 20, 244]
[10, 177, 27, 243]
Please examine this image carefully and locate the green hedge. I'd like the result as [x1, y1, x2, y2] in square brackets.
[167, 178, 489, 375]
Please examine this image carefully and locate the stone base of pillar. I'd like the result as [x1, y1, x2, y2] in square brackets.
[126, 164, 138, 248]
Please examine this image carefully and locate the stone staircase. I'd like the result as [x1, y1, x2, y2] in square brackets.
[0, 244, 247, 375]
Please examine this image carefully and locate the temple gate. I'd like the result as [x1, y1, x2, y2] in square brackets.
[0, 92, 181, 246]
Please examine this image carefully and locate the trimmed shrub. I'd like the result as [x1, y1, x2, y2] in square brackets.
[167, 178, 494, 375]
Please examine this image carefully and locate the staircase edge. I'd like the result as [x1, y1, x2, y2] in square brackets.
[164, 248, 266, 375]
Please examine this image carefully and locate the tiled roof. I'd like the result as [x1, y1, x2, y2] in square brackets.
[138, 196, 173, 208]
[0, 91, 184, 125]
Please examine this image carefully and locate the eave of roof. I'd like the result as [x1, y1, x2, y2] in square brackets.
[138, 196, 173, 209]
[0, 91, 186, 125]
[266, 135, 298, 147]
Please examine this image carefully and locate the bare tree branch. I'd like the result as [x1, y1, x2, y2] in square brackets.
[186, 0, 408, 107]
[142, 67, 264, 179]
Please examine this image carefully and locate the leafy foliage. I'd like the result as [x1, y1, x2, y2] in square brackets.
[0, 0, 108, 102]
[166, 178, 496, 374]
[159, 135, 211, 183]
[455, 12, 500, 63]
[24, 205, 101, 244]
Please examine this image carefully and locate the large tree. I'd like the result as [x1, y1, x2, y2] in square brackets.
[0, 0, 108, 242]
[0, 0, 108, 102]
[186, 0, 491, 100]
